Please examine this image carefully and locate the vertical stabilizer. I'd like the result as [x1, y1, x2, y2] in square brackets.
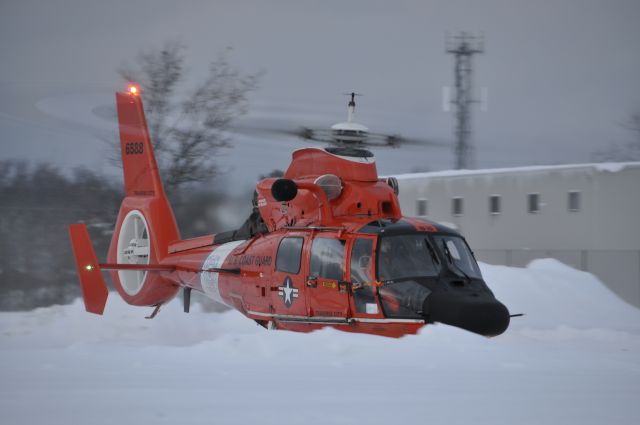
[105, 87, 180, 306]
[116, 90, 165, 198]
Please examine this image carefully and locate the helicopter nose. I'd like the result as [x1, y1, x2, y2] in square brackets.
[426, 296, 510, 337]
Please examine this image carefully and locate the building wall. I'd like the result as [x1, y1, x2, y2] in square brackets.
[394, 163, 640, 307]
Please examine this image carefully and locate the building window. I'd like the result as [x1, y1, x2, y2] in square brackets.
[416, 199, 428, 216]
[528, 193, 540, 214]
[489, 195, 501, 215]
[452, 197, 464, 216]
[568, 191, 580, 212]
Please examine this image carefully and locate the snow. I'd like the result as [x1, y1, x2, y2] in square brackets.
[594, 162, 630, 173]
[393, 161, 640, 180]
[1, 259, 639, 425]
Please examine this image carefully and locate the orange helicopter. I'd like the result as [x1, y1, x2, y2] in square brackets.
[69, 86, 510, 338]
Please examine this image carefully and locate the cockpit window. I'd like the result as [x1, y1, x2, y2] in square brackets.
[434, 235, 482, 279]
[377, 235, 440, 282]
[351, 238, 373, 284]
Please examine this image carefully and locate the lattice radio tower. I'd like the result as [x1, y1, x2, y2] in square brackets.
[446, 32, 484, 169]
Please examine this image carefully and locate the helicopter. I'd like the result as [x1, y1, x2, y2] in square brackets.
[68, 85, 510, 338]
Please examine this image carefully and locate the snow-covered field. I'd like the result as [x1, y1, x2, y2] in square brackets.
[1, 259, 639, 425]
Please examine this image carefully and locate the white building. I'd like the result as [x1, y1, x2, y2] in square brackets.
[394, 162, 640, 308]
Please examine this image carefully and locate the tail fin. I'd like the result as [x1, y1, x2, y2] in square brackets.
[105, 88, 181, 306]
[116, 89, 165, 198]
[68, 224, 109, 315]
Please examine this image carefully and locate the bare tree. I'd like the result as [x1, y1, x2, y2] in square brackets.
[591, 113, 640, 162]
[118, 41, 262, 194]
[258, 169, 285, 180]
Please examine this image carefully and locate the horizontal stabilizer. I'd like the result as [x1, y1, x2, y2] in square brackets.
[68, 224, 109, 315]
[99, 263, 175, 271]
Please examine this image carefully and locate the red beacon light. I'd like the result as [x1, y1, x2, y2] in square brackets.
[128, 84, 139, 96]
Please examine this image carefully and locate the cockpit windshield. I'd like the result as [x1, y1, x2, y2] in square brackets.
[377, 235, 440, 282]
[433, 235, 482, 279]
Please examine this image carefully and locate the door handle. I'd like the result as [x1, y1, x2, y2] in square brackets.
[306, 276, 318, 288]
[338, 280, 350, 293]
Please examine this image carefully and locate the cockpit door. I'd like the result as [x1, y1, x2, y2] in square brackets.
[348, 236, 382, 316]
[306, 236, 350, 318]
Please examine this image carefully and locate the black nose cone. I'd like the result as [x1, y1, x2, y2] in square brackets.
[460, 300, 510, 336]
[428, 295, 510, 336]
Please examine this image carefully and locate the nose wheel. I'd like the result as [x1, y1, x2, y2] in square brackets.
[116, 210, 151, 295]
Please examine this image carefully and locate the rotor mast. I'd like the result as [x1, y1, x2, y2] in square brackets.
[346, 92, 359, 123]
[446, 32, 483, 170]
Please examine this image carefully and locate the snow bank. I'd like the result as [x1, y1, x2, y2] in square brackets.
[1, 259, 639, 425]
[485, 259, 640, 332]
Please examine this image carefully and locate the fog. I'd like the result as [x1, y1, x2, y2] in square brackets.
[1, 3, 639, 423]
[1, 0, 639, 187]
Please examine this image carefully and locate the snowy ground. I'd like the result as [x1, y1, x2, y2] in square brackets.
[1, 259, 639, 425]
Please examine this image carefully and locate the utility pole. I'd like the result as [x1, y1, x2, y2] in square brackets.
[446, 32, 484, 169]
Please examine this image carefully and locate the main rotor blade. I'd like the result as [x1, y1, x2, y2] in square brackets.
[367, 132, 449, 148]
[232, 121, 449, 149]
[232, 123, 337, 143]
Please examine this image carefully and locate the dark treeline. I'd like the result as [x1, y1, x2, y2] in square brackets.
[0, 159, 229, 311]
[0, 160, 121, 310]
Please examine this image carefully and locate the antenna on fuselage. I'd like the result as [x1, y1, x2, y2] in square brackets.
[343, 92, 362, 123]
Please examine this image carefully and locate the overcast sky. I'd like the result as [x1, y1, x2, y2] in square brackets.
[1, 0, 639, 189]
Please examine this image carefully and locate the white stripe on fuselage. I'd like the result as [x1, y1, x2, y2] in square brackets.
[200, 240, 245, 307]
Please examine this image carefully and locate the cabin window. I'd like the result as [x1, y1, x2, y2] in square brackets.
[416, 199, 428, 216]
[276, 237, 303, 274]
[452, 197, 464, 216]
[310, 238, 345, 281]
[489, 195, 501, 215]
[568, 191, 580, 212]
[528, 193, 540, 214]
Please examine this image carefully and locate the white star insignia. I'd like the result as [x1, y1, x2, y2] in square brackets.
[278, 277, 299, 307]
